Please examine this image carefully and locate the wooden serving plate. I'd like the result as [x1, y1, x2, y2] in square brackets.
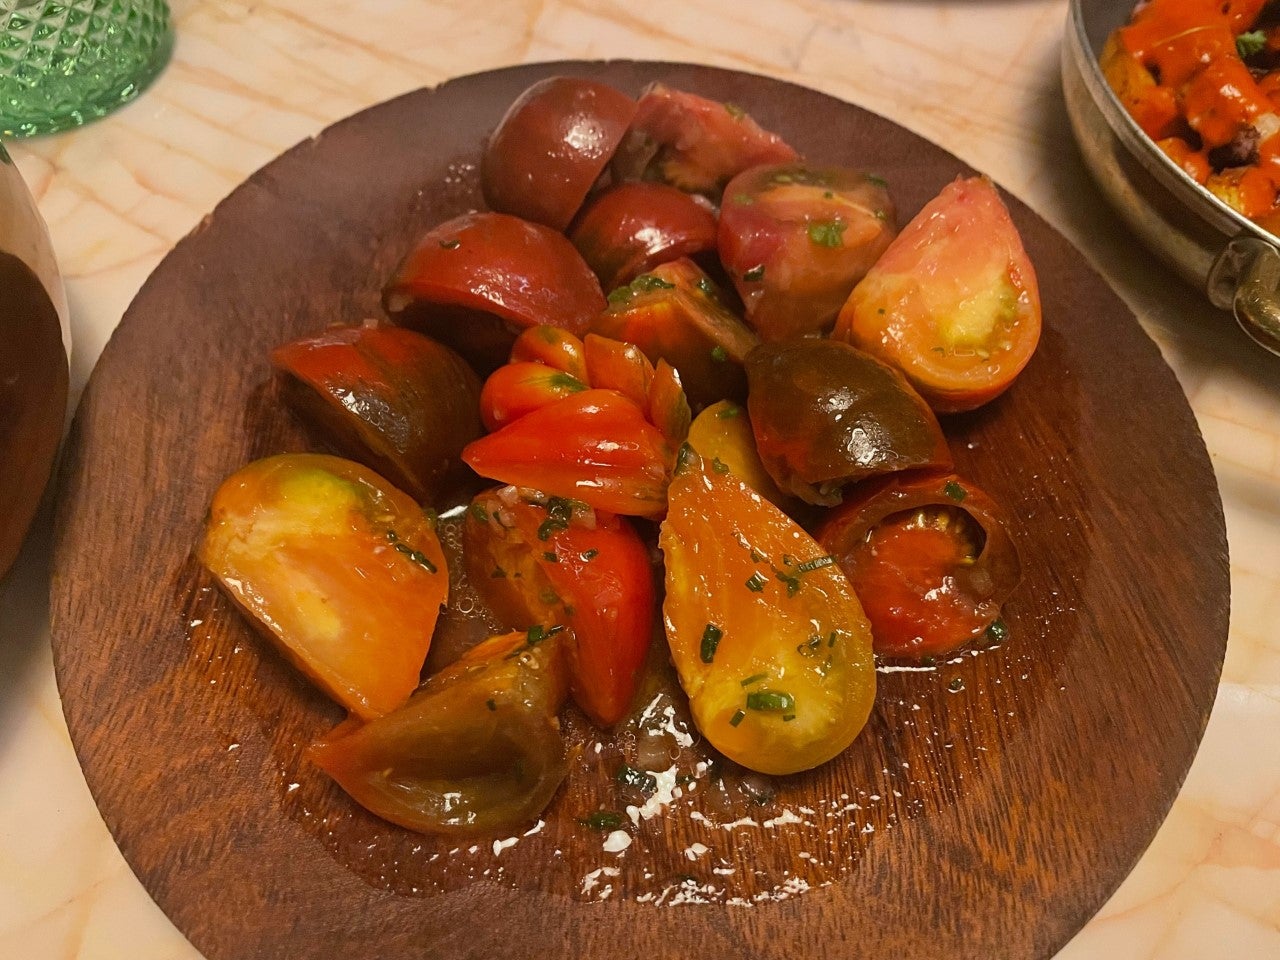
[50, 62, 1228, 960]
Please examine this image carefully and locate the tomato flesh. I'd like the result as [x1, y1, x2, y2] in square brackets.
[199, 454, 448, 719]
[835, 176, 1041, 413]
[463, 488, 655, 727]
[660, 446, 875, 775]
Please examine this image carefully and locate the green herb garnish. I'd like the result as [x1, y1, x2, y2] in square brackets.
[716, 404, 741, 419]
[745, 690, 796, 712]
[944, 480, 967, 502]
[745, 571, 767, 592]
[986, 618, 1009, 643]
[807, 219, 847, 248]
[710, 345, 728, 363]
[711, 457, 730, 474]
[616, 763, 658, 792]
[537, 496, 575, 540]
[700, 623, 723, 663]
[740, 672, 769, 687]
[579, 810, 626, 830]
[439, 238, 460, 249]
[1238, 29, 1267, 58]
[548, 371, 587, 392]
[729, 710, 746, 727]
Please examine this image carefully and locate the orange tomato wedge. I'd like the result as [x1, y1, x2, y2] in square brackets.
[199, 453, 447, 719]
[835, 176, 1041, 413]
[659, 445, 875, 775]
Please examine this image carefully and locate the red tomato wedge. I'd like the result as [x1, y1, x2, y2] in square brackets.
[309, 629, 569, 835]
[478, 360, 587, 432]
[482, 77, 637, 230]
[718, 164, 897, 342]
[198, 454, 448, 720]
[270, 324, 483, 507]
[835, 176, 1041, 413]
[569, 181, 719, 291]
[462, 389, 673, 517]
[612, 83, 799, 195]
[817, 471, 1021, 659]
[463, 489, 655, 727]
[383, 211, 605, 374]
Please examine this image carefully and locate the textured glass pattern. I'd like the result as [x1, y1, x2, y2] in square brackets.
[0, 0, 172, 137]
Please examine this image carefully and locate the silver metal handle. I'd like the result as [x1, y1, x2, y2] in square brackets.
[1207, 236, 1280, 356]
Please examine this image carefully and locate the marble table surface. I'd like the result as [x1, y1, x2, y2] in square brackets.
[2, 0, 1277, 957]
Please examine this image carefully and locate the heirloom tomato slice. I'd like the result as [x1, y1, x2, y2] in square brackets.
[718, 164, 897, 342]
[482, 77, 637, 230]
[309, 629, 569, 835]
[271, 324, 483, 507]
[611, 83, 799, 195]
[592, 259, 759, 410]
[659, 445, 876, 775]
[478, 360, 587, 432]
[569, 181, 719, 291]
[745, 339, 952, 506]
[818, 471, 1021, 659]
[198, 454, 447, 720]
[383, 211, 605, 374]
[463, 488, 655, 727]
[835, 176, 1041, 413]
[462, 389, 673, 517]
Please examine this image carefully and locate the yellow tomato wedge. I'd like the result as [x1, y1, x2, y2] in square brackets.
[686, 399, 793, 512]
[199, 453, 447, 720]
[659, 445, 876, 775]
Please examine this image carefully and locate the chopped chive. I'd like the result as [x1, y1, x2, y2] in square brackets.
[542, 551, 559, 562]
[579, 810, 626, 830]
[491, 566, 506, 579]
[439, 238, 460, 249]
[867, 174, 887, 187]
[710, 345, 728, 363]
[729, 710, 746, 727]
[746, 690, 795, 712]
[775, 570, 801, 597]
[725, 101, 746, 119]
[580, 548, 599, 562]
[537, 496, 575, 540]
[631, 273, 675, 292]
[469, 502, 489, 522]
[674, 441, 697, 475]
[716, 404, 741, 419]
[389, 536, 437, 573]
[745, 571, 767, 592]
[539, 588, 560, 605]
[944, 480, 967, 502]
[986, 618, 1009, 643]
[486, 698, 497, 711]
[796, 555, 834, 574]
[743, 264, 765, 282]
[548, 371, 587, 391]
[1238, 29, 1266, 58]
[697, 277, 719, 298]
[782, 714, 796, 722]
[740, 672, 768, 687]
[711, 457, 730, 474]
[733, 192, 754, 205]
[948, 677, 965, 693]
[874, 209, 887, 221]
[700, 623, 723, 663]
[807, 219, 847, 248]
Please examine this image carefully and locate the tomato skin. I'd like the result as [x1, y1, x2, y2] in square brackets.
[463, 488, 655, 727]
[509, 325, 589, 383]
[719, 164, 897, 341]
[659, 446, 875, 776]
[569, 181, 718, 290]
[383, 211, 605, 375]
[478, 360, 587, 432]
[461, 389, 673, 517]
[745, 339, 952, 506]
[611, 83, 799, 195]
[271, 324, 483, 507]
[198, 454, 448, 720]
[686, 400, 792, 512]
[308, 630, 569, 835]
[816, 471, 1021, 659]
[482, 77, 637, 230]
[834, 176, 1041, 413]
[591, 259, 760, 410]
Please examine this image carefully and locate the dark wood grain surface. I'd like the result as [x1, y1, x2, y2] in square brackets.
[49, 62, 1229, 960]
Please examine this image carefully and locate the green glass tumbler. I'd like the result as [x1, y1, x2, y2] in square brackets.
[0, 0, 172, 138]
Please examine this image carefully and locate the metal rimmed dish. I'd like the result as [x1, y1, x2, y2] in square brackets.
[1062, 0, 1280, 355]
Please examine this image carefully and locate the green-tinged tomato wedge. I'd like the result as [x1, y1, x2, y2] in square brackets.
[309, 630, 569, 835]
[659, 445, 875, 775]
[199, 453, 447, 720]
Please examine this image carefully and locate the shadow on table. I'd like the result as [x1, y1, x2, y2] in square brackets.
[0, 492, 57, 751]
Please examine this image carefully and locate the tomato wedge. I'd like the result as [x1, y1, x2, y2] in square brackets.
[198, 454, 448, 720]
[817, 471, 1021, 659]
[611, 84, 799, 195]
[569, 181, 718, 291]
[383, 211, 605, 374]
[478, 360, 587, 432]
[462, 389, 673, 517]
[660, 445, 876, 775]
[463, 488, 655, 726]
[309, 629, 569, 835]
[270, 324, 483, 507]
[835, 176, 1042, 413]
[718, 164, 897, 341]
[745, 339, 952, 506]
[482, 77, 637, 230]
